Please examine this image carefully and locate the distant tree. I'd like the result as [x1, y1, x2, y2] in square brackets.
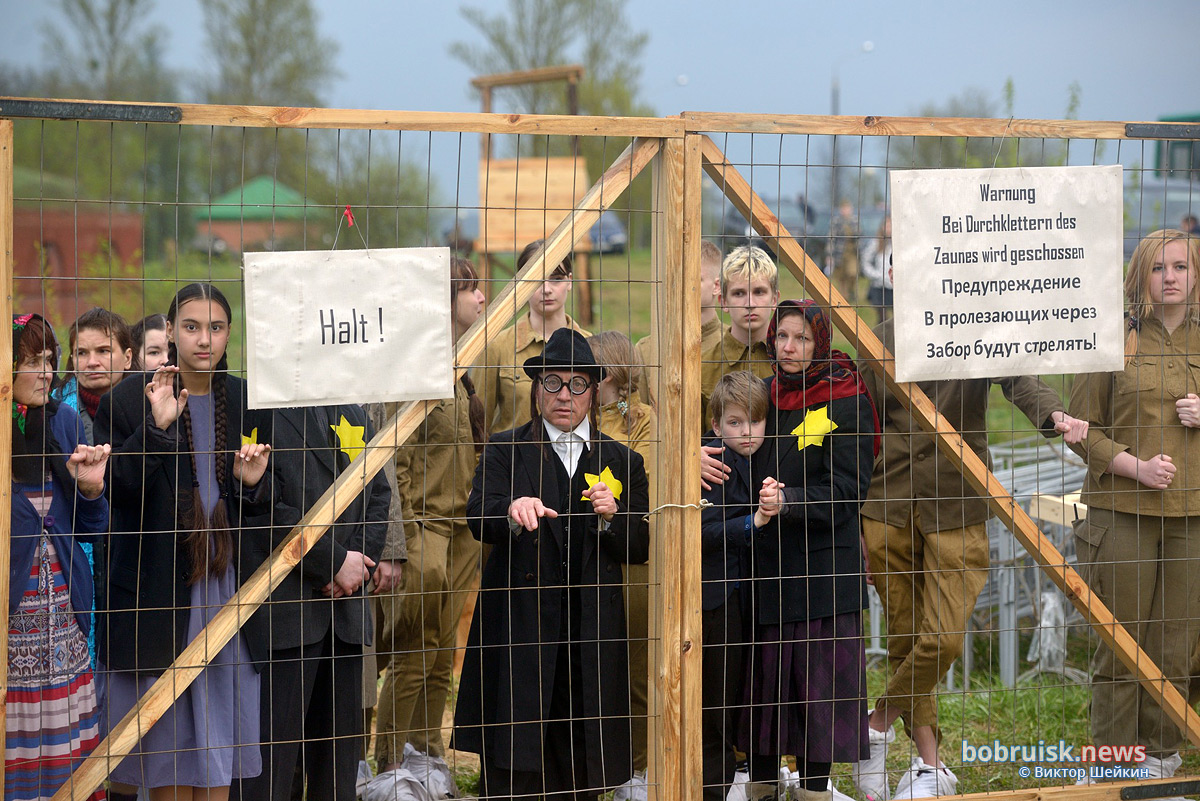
[325, 136, 442, 250]
[199, 0, 340, 194]
[11, 0, 190, 261]
[892, 80, 1087, 170]
[41, 0, 174, 101]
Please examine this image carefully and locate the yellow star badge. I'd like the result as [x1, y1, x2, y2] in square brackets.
[791, 405, 838, 450]
[241, 427, 258, 446]
[330, 414, 366, 461]
[582, 465, 623, 502]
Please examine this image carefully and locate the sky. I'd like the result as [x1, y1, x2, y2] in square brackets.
[1, 0, 1196, 203]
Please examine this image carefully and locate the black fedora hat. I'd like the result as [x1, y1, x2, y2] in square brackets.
[523, 328, 605, 381]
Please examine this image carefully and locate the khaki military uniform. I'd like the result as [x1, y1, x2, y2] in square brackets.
[635, 316, 724, 409]
[373, 381, 481, 763]
[1069, 316, 1200, 755]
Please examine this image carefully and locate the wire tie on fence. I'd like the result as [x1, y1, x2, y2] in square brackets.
[989, 116, 1017, 172]
[329, 203, 372, 255]
[642, 499, 713, 522]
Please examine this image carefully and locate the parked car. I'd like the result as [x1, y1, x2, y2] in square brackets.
[590, 211, 628, 254]
[1124, 175, 1196, 262]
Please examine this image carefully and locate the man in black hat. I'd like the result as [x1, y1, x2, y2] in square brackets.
[453, 327, 651, 800]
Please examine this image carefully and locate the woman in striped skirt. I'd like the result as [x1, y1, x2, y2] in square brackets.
[6, 313, 111, 800]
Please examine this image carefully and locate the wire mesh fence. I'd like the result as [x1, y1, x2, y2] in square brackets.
[0, 99, 1198, 801]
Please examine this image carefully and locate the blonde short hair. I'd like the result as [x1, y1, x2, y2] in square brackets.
[720, 245, 779, 297]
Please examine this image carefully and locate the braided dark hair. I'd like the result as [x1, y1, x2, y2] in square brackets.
[167, 283, 234, 583]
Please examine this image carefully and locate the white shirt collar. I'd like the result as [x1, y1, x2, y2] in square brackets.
[542, 415, 591, 443]
[543, 416, 591, 475]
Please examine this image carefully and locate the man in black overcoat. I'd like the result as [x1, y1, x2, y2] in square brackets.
[235, 403, 391, 801]
[454, 328, 651, 800]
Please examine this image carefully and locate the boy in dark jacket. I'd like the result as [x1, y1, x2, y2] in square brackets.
[700, 371, 780, 800]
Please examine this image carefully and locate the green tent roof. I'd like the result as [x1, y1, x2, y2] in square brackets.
[195, 176, 311, 222]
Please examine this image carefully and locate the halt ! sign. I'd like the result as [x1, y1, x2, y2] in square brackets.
[244, 247, 453, 409]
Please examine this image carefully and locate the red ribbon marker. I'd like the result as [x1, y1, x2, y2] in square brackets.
[343, 205, 355, 227]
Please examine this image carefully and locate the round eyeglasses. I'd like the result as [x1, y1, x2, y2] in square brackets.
[539, 374, 593, 395]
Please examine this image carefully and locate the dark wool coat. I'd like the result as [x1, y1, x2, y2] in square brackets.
[453, 421, 650, 786]
[699, 436, 755, 612]
[94, 372, 272, 673]
[753, 389, 875, 625]
[239, 404, 391, 654]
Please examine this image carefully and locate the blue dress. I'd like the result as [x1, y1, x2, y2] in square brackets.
[103, 394, 261, 788]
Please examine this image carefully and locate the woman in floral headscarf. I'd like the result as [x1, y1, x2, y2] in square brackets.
[6, 313, 111, 801]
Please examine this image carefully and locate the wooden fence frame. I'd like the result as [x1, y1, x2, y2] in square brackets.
[0, 98, 1197, 801]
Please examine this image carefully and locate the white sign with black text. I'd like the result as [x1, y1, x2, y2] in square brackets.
[891, 165, 1124, 383]
[244, 247, 453, 409]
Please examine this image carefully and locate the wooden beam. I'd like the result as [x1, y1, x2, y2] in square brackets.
[698, 134, 1200, 748]
[53, 135, 664, 801]
[470, 64, 584, 90]
[0, 119, 13, 776]
[0, 96, 682, 137]
[651, 134, 704, 801]
[682, 111, 1191, 141]
[679, 133, 705, 801]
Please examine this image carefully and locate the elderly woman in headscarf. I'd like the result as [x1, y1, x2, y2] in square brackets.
[6, 313, 111, 801]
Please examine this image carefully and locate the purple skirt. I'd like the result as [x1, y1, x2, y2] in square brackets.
[739, 611, 869, 763]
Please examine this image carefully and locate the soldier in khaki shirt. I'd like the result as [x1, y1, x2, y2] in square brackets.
[853, 267, 1087, 799]
[698, 245, 780, 430]
[474, 241, 591, 435]
[373, 258, 486, 768]
[636, 239, 726, 409]
[1068, 230, 1200, 777]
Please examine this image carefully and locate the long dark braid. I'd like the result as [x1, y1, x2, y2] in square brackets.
[460, 373, 486, 453]
[167, 283, 235, 583]
[177, 373, 233, 583]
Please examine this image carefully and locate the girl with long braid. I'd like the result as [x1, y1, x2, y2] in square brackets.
[95, 283, 271, 801]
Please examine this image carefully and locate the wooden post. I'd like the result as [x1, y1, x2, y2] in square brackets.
[54, 136, 664, 801]
[697, 134, 1200, 748]
[0, 118, 14, 787]
[650, 135, 702, 801]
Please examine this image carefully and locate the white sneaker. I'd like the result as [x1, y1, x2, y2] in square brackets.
[827, 778, 857, 801]
[892, 758, 957, 799]
[850, 726, 895, 801]
[1141, 753, 1184, 801]
[726, 769, 750, 801]
[614, 769, 649, 801]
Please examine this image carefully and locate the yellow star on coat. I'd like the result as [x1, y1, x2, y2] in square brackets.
[241, 427, 258, 446]
[330, 415, 366, 461]
[582, 465, 623, 502]
[791, 405, 838, 450]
